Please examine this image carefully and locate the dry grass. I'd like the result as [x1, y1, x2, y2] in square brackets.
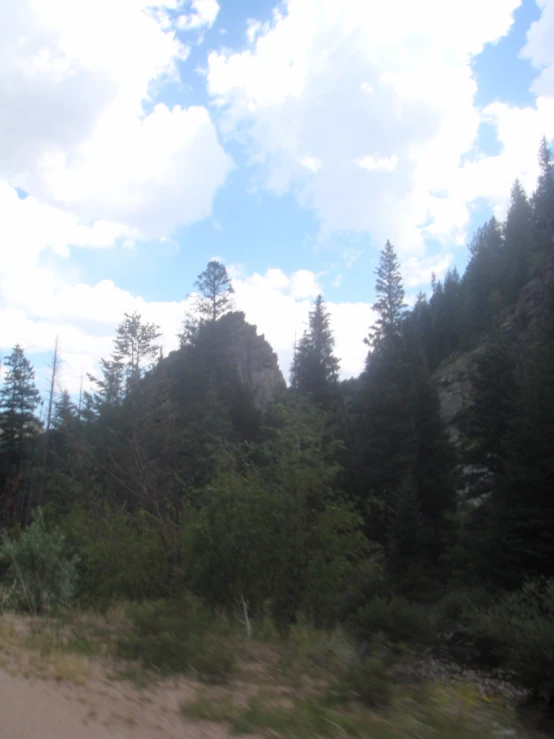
[0, 609, 548, 738]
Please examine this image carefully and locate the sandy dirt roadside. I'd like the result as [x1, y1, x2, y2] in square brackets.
[0, 666, 240, 739]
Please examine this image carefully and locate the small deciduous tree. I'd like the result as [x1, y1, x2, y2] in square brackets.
[0, 508, 78, 613]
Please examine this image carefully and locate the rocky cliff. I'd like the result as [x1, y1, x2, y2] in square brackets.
[433, 253, 554, 442]
[216, 311, 286, 411]
[164, 311, 286, 413]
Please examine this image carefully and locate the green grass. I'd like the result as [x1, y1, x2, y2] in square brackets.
[182, 683, 504, 738]
[115, 598, 236, 683]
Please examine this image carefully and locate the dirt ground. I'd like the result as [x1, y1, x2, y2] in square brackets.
[0, 665, 255, 739]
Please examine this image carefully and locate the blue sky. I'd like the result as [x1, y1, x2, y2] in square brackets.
[1, 0, 554, 397]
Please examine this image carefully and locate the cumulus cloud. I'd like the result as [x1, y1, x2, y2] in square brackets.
[0, 0, 234, 395]
[522, 0, 554, 97]
[0, 0, 232, 239]
[207, 0, 528, 256]
[232, 269, 374, 380]
[177, 0, 220, 31]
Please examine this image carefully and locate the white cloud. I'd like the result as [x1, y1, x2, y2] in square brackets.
[402, 253, 454, 289]
[177, 0, 220, 31]
[357, 154, 398, 172]
[0, 0, 232, 239]
[233, 269, 374, 379]
[207, 0, 523, 256]
[0, 275, 192, 395]
[521, 0, 554, 97]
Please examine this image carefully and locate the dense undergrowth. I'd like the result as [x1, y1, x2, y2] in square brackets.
[1, 511, 554, 737]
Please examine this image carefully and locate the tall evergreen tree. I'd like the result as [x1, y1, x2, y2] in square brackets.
[0, 344, 42, 477]
[531, 137, 554, 253]
[487, 289, 554, 587]
[290, 295, 340, 408]
[502, 179, 532, 303]
[88, 312, 161, 409]
[113, 312, 161, 392]
[462, 217, 504, 339]
[463, 337, 517, 483]
[366, 240, 407, 347]
[194, 261, 235, 323]
[52, 390, 78, 431]
[353, 245, 416, 541]
[0, 345, 42, 525]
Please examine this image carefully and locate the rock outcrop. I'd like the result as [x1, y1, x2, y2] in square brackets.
[434, 348, 483, 442]
[433, 253, 554, 442]
[164, 311, 286, 413]
[217, 312, 286, 411]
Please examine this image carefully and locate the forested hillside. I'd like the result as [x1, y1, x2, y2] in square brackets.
[1, 140, 554, 728]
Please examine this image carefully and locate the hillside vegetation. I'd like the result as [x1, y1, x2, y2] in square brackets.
[1, 140, 554, 736]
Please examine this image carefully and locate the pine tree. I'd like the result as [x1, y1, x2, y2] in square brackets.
[0, 345, 42, 477]
[88, 312, 161, 408]
[462, 217, 504, 339]
[531, 137, 554, 253]
[53, 390, 78, 430]
[463, 337, 517, 481]
[366, 240, 407, 347]
[411, 356, 457, 559]
[290, 295, 340, 408]
[0, 345, 42, 524]
[487, 288, 554, 587]
[502, 179, 532, 303]
[112, 312, 161, 392]
[194, 261, 235, 323]
[388, 475, 425, 569]
[353, 247, 416, 541]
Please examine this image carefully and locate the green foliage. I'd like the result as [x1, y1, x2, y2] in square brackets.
[192, 260, 235, 323]
[388, 476, 425, 568]
[471, 579, 554, 710]
[0, 344, 42, 525]
[60, 505, 174, 605]
[349, 595, 434, 645]
[290, 294, 340, 409]
[436, 587, 492, 634]
[117, 597, 236, 682]
[367, 239, 407, 346]
[0, 509, 78, 613]
[334, 639, 394, 708]
[181, 404, 369, 625]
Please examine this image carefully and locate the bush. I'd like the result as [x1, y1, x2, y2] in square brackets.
[471, 579, 554, 710]
[349, 595, 434, 645]
[117, 597, 236, 683]
[0, 509, 78, 613]
[60, 506, 173, 605]
[341, 649, 393, 708]
[437, 587, 492, 633]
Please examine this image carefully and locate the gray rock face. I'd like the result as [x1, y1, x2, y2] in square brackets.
[224, 315, 286, 411]
[433, 349, 482, 442]
[433, 253, 554, 442]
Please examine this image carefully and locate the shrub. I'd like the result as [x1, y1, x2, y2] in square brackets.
[471, 579, 554, 710]
[341, 648, 393, 708]
[60, 506, 173, 605]
[117, 597, 236, 683]
[349, 595, 434, 645]
[0, 509, 78, 613]
[437, 587, 492, 633]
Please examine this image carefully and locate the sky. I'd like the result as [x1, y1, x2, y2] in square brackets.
[1, 0, 554, 403]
